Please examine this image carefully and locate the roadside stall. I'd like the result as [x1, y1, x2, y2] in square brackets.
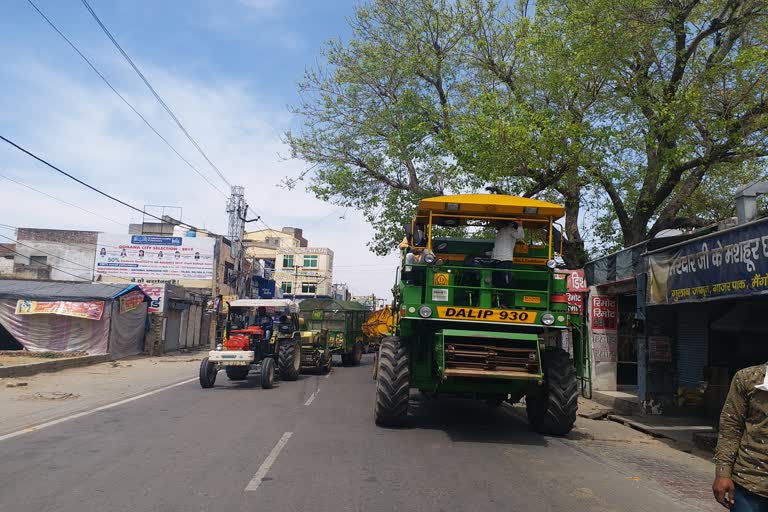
[0, 279, 150, 358]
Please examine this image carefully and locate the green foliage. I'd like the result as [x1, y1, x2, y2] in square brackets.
[287, 0, 768, 260]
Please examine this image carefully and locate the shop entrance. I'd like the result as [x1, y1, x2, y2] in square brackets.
[617, 294, 639, 388]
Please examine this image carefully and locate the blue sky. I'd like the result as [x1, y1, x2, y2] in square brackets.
[0, 0, 400, 298]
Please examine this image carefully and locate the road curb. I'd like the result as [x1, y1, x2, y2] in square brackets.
[0, 354, 112, 378]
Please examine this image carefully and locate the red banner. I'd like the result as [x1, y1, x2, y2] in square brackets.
[119, 291, 146, 314]
[15, 300, 105, 321]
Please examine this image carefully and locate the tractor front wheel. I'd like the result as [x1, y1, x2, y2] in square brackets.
[278, 338, 301, 381]
[199, 357, 217, 388]
[526, 347, 578, 436]
[261, 358, 276, 389]
[374, 336, 410, 427]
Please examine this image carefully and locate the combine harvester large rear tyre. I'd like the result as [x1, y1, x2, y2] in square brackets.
[374, 336, 410, 427]
[525, 347, 578, 436]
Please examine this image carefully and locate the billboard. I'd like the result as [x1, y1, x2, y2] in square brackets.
[648, 220, 768, 304]
[138, 284, 165, 314]
[94, 234, 215, 281]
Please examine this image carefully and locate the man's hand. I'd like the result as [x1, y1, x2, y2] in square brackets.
[713, 477, 735, 508]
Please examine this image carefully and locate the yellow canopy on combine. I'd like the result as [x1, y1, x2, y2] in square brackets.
[362, 306, 398, 339]
[417, 194, 565, 219]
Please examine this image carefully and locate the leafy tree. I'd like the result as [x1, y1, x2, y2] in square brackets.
[556, 0, 768, 245]
[287, 0, 768, 263]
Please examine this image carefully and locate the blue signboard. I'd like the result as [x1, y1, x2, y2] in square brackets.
[648, 219, 768, 304]
[253, 276, 276, 299]
[130, 236, 183, 246]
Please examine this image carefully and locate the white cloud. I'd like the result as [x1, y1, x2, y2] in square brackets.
[0, 57, 398, 299]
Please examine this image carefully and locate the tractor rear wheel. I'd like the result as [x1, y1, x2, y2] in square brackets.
[526, 347, 578, 436]
[225, 366, 250, 381]
[261, 358, 276, 389]
[320, 350, 332, 374]
[199, 357, 217, 388]
[374, 336, 410, 427]
[342, 342, 364, 366]
[278, 338, 301, 381]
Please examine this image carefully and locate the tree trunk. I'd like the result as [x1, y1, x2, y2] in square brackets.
[558, 178, 587, 268]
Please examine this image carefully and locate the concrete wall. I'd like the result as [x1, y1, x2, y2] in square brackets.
[14, 229, 98, 281]
[0, 257, 13, 275]
[588, 286, 618, 391]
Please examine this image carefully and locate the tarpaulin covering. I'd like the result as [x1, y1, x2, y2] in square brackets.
[0, 281, 150, 356]
[107, 301, 146, 358]
[648, 218, 768, 305]
[0, 299, 109, 353]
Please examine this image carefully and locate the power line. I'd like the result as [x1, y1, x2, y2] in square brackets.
[0, 234, 96, 282]
[79, 0, 232, 189]
[0, 172, 127, 228]
[24, 0, 228, 199]
[0, 134, 202, 232]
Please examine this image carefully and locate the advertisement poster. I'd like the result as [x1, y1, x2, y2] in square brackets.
[138, 284, 165, 314]
[94, 234, 215, 281]
[648, 219, 768, 304]
[15, 300, 105, 320]
[591, 295, 617, 330]
[562, 269, 589, 293]
[567, 292, 584, 314]
[648, 336, 673, 363]
[119, 291, 146, 314]
[590, 295, 617, 362]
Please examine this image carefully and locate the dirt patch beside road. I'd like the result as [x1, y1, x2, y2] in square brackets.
[0, 351, 88, 367]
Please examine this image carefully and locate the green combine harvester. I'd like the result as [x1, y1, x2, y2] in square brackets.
[374, 194, 579, 435]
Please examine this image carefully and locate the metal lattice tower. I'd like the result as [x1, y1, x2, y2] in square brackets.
[226, 185, 247, 258]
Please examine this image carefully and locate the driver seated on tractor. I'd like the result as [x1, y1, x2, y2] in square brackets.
[257, 307, 273, 341]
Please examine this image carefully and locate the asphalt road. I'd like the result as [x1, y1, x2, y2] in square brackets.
[0, 355, 713, 512]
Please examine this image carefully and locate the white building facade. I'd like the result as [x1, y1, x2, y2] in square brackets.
[274, 247, 334, 299]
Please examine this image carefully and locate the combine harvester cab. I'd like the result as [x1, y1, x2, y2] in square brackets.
[374, 194, 578, 435]
[299, 298, 370, 370]
[199, 299, 302, 389]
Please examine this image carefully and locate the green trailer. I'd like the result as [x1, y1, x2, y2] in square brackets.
[299, 298, 370, 366]
[374, 193, 579, 435]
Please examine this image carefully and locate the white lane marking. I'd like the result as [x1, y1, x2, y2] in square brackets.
[245, 432, 293, 492]
[0, 377, 198, 443]
[304, 388, 319, 406]
[324, 372, 331, 379]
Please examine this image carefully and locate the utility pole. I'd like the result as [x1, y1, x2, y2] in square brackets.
[226, 186, 259, 297]
[292, 264, 300, 300]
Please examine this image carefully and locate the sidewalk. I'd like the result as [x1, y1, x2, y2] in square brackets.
[506, 399, 718, 510]
[608, 414, 717, 451]
[0, 352, 204, 436]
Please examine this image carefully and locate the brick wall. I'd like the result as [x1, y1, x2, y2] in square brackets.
[16, 228, 99, 244]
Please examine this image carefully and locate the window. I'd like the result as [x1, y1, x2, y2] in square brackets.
[265, 237, 280, 246]
[282, 254, 294, 268]
[30, 255, 48, 268]
[301, 283, 317, 294]
[303, 255, 318, 268]
[281, 282, 293, 294]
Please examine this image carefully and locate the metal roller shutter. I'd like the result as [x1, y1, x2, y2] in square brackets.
[676, 304, 708, 387]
